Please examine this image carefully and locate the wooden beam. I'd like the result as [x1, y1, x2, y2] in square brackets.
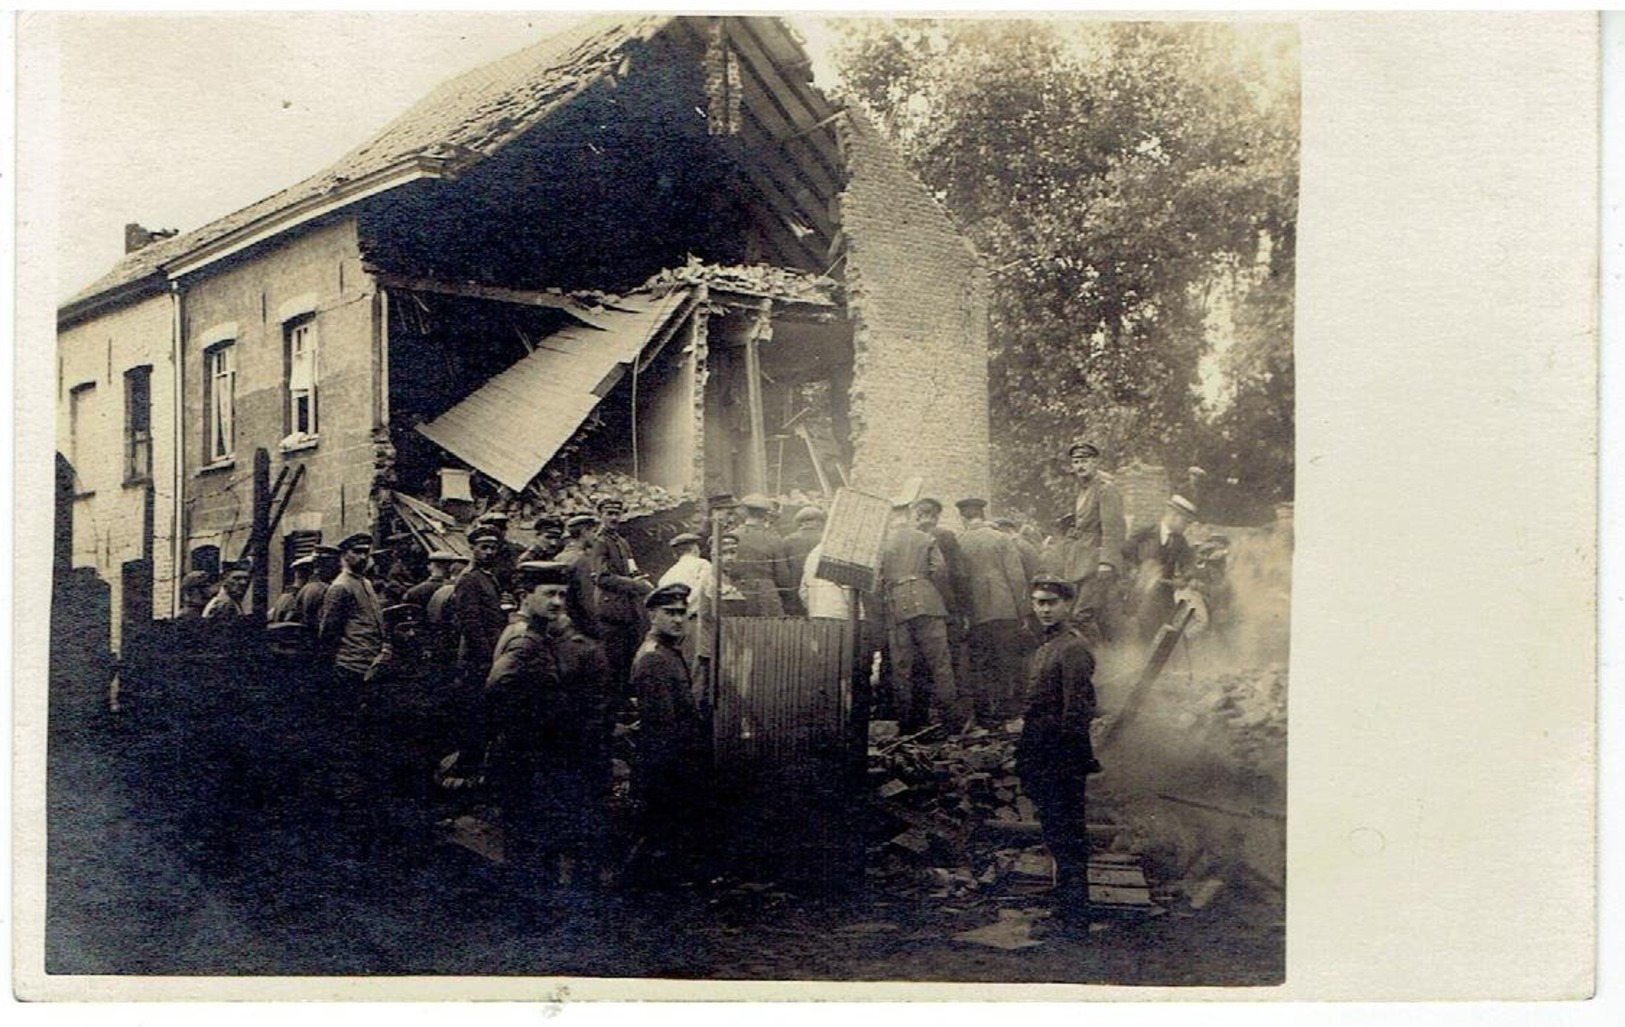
[369, 272, 607, 327]
[743, 303, 772, 494]
[724, 19, 845, 185]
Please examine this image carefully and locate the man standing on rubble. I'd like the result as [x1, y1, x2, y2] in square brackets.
[1018, 574, 1101, 927]
[1124, 495, 1199, 641]
[730, 494, 790, 616]
[1067, 439, 1127, 642]
[878, 498, 960, 732]
[955, 498, 1032, 722]
[627, 582, 711, 886]
[484, 561, 617, 895]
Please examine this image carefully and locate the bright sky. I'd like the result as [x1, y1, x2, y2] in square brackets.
[31, 11, 843, 301]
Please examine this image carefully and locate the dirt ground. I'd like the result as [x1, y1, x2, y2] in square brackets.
[41, 716, 1282, 988]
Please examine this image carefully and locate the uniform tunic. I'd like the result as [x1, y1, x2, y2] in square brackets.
[1017, 621, 1099, 907]
[483, 620, 615, 882]
[958, 522, 1032, 718]
[878, 524, 957, 727]
[730, 522, 790, 617]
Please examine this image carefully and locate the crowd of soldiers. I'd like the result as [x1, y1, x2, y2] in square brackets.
[167, 440, 1231, 922]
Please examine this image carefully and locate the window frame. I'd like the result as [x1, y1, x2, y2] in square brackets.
[203, 341, 236, 466]
[123, 364, 153, 486]
[67, 380, 97, 495]
[284, 315, 319, 443]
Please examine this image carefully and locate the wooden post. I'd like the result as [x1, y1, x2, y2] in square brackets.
[709, 505, 726, 723]
[250, 447, 271, 616]
[846, 585, 870, 787]
[743, 304, 771, 494]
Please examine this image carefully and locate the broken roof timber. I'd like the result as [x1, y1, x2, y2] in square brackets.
[370, 272, 611, 328]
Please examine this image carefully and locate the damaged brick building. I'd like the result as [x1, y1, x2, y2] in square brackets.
[54, 14, 989, 650]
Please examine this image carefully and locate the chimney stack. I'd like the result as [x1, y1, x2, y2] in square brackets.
[124, 223, 178, 254]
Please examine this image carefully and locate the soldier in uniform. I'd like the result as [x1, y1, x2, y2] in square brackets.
[556, 513, 605, 639]
[452, 526, 507, 685]
[519, 514, 566, 562]
[591, 495, 654, 696]
[955, 498, 1033, 722]
[626, 582, 711, 886]
[483, 561, 616, 895]
[782, 506, 826, 617]
[1067, 440, 1127, 643]
[313, 532, 387, 871]
[877, 499, 960, 732]
[1017, 575, 1101, 926]
[296, 545, 341, 634]
[268, 555, 312, 623]
[996, 517, 1043, 585]
[658, 532, 713, 666]
[730, 494, 790, 616]
[402, 549, 460, 608]
[476, 510, 522, 598]
[203, 560, 251, 618]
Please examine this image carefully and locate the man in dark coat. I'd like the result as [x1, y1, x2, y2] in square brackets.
[556, 513, 605, 639]
[268, 555, 312, 623]
[452, 526, 508, 686]
[476, 510, 523, 598]
[483, 561, 616, 894]
[591, 495, 654, 697]
[627, 582, 711, 885]
[1123, 495, 1199, 641]
[1017, 575, 1101, 925]
[782, 506, 826, 617]
[729, 494, 790, 617]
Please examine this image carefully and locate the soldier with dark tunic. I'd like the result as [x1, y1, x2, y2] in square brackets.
[483, 561, 616, 894]
[476, 510, 523, 598]
[451, 526, 508, 686]
[626, 582, 711, 886]
[782, 506, 826, 617]
[591, 495, 654, 696]
[519, 514, 566, 563]
[1017, 575, 1102, 926]
[729, 494, 790, 617]
[556, 513, 604, 637]
[402, 549, 459, 609]
[268, 555, 313, 623]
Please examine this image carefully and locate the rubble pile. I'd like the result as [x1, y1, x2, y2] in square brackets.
[861, 720, 1162, 914]
[641, 259, 843, 306]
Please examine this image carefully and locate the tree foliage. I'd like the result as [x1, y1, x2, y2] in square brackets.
[830, 19, 1299, 524]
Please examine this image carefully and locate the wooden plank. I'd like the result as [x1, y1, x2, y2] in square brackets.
[817, 486, 891, 593]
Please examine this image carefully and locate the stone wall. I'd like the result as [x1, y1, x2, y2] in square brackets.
[179, 218, 380, 608]
[835, 110, 990, 523]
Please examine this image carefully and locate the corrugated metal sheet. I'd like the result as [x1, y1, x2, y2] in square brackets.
[415, 289, 691, 491]
[714, 617, 852, 768]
